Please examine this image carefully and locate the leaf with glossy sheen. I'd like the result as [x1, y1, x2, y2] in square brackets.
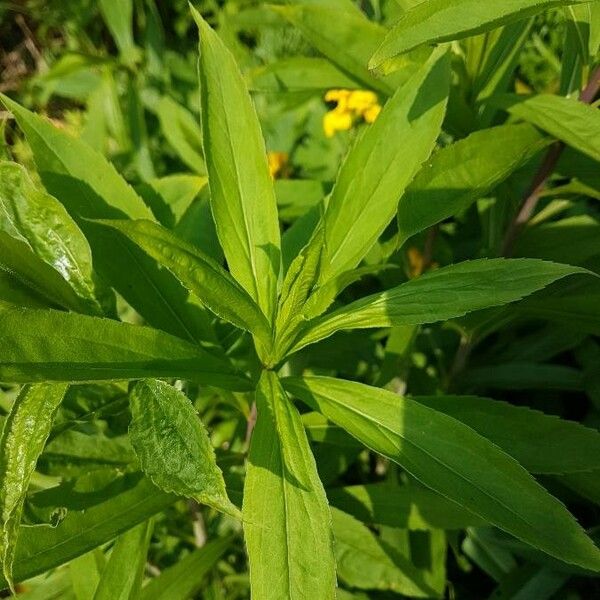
[243, 371, 336, 599]
[414, 395, 600, 474]
[94, 219, 271, 343]
[93, 520, 153, 600]
[0, 162, 104, 314]
[129, 380, 239, 517]
[193, 9, 281, 321]
[140, 536, 231, 600]
[0, 384, 68, 591]
[292, 259, 586, 352]
[284, 376, 600, 571]
[493, 93, 600, 162]
[397, 124, 549, 247]
[370, 0, 594, 69]
[318, 47, 450, 284]
[0, 309, 249, 390]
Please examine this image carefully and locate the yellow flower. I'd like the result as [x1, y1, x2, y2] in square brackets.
[323, 109, 353, 138]
[363, 103, 381, 123]
[322, 89, 382, 137]
[267, 151, 288, 179]
[346, 90, 378, 113]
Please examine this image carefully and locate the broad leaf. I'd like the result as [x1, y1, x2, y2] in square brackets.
[243, 371, 336, 599]
[0, 384, 68, 590]
[284, 376, 600, 571]
[193, 10, 281, 321]
[318, 47, 450, 284]
[129, 380, 239, 517]
[94, 219, 271, 343]
[370, 0, 594, 69]
[93, 520, 153, 600]
[291, 259, 586, 352]
[414, 395, 600, 474]
[397, 124, 549, 247]
[0, 309, 249, 390]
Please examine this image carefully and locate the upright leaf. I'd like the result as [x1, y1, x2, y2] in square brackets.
[0, 384, 68, 591]
[0, 309, 249, 390]
[243, 371, 336, 599]
[370, 0, 594, 69]
[193, 9, 281, 321]
[129, 380, 239, 517]
[292, 259, 586, 352]
[93, 520, 153, 600]
[319, 47, 450, 284]
[98, 0, 135, 57]
[284, 376, 600, 571]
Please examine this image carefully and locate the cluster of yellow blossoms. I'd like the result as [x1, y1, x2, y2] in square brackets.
[267, 151, 288, 179]
[323, 89, 382, 138]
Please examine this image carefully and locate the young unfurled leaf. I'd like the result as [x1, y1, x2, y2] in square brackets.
[0, 384, 68, 591]
[284, 376, 600, 571]
[93, 219, 271, 343]
[193, 9, 281, 322]
[397, 124, 550, 248]
[0, 309, 249, 390]
[243, 371, 336, 599]
[129, 380, 239, 517]
[318, 47, 450, 284]
[93, 520, 153, 600]
[370, 0, 594, 70]
[291, 259, 587, 352]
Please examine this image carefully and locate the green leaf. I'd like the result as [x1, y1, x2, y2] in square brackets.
[98, 0, 135, 57]
[70, 550, 103, 600]
[292, 259, 586, 352]
[397, 124, 549, 247]
[94, 219, 271, 343]
[0, 161, 105, 315]
[129, 380, 239, 517]
[328, 483, 485, 530]
[414, 395, 600, 474]
[243, 371, 336, 599]
[331, 507, 438, 596]
[193, 9, 281, 321]
[0, 472, 174, 588]
[93, 520, 153, 600]
[0, 384, 68, 591]
[0, 309, 249, 390]
[140, 536, 231, 600]
[284, 376, 600, 571]
[370, 0, 594, 69]
[318, 47, 450, 284]
[493, 93, 600, 162]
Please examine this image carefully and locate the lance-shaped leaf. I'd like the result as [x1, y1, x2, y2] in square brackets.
[397, 124, 549, 247]
[493, 93, 600, 162]
[94, 219, 271, 343]
[283, 376, 600, 571]
[93, 520, 153, 600]
[291, 259, 586, 352]
[414, 395, 600, 474]
[193, 9, 281, 322]
[370, 0, 594, 70]
[318, 47, 449, 284]
[243, 371, 336, 599]
[129, 380, 239, 517]
[0, 309, 249, 390]
[0, 384, 68, 591]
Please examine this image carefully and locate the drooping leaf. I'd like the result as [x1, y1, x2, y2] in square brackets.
[0, 384, 68, 591]
[93, 520, 153, 600]
[243, 371, 336, 599]
[397, 124, 549, 247]
[370, 0, 594, 69]
[0, 309, 249, 390]
[94, 219, 271, 343]
[318, 47, 450, 284]
[193, 9, 281, 321]
[129, 380, 239, 517]
[291, 259, 586, 352]
[284, 376, 600, 571]
[493, 93, 600, 162]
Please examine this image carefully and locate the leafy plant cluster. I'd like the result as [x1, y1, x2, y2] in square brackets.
[0, 0, 600, 598]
